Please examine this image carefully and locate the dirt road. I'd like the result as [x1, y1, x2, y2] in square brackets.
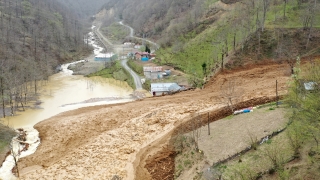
[18, 62, 292, 179]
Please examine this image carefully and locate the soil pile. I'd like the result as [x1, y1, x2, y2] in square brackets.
[18, 62, 291, 179]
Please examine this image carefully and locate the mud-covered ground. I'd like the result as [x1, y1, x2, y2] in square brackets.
[18, 61, 293, 179]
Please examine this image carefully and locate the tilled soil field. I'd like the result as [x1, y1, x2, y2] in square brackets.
[18, 62, 292, 179]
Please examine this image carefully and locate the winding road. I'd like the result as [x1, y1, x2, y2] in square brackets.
[119, 21, 160, 50]
[121, 59, 142, 90]
[94, 22, 144, 90]
[94, 21, 160, 90]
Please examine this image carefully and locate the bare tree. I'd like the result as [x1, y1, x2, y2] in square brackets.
[220, 80, 243, 112]
[305, 0, 317, 49]
[10, 141, 20, 178]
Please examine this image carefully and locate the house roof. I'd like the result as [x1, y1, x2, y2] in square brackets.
[143, 66, 162, 72]
[151, 83, 181, 92]
[135, 52, 149, 55]
[95, 53, 115, 58]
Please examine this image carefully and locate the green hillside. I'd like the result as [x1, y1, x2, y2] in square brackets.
[101, 0, 320, 87]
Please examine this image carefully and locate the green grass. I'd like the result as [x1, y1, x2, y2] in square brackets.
[101, 22, 130, 43]
[221, 132, 293, 180]
[0, 124, 16, 155]
[0, 141, 7, 152]
[127, 60, 144, 75]
[265, 2, 320, 28]
[155, 0, 320, 88]
[87, 61, 121, 78]
[87, 60, 135, 89]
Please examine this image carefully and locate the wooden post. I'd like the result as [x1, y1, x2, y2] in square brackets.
[276, 80, 279, 107]
[207, 112, 210, 135]
[1, 77, 5, 118]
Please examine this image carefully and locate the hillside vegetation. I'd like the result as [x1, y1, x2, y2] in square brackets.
[101, 0, 320, 87]
[55, 0, 109, 19]
[0, 0, 91, 126]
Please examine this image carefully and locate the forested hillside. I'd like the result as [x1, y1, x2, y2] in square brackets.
[0, 0, 91, 117]
[101, 0, 320, 87]
[55, 0, 109, 19]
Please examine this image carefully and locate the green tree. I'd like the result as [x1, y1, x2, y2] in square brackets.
[286, 58, 320, 157]
[145, 45, 151, 53]
[201, 62, 207, 76]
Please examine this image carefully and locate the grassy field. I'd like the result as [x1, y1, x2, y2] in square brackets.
[100, 22, 130, 44]
[87, 60, 135, 89]
[172, 103, 289, 179]
[172, 101, 320, 179]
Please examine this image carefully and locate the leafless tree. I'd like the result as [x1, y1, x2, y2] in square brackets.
[220, 80, 243, 112]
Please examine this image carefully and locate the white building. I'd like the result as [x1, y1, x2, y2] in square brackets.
[94, 53, 116, 61]
[144, 66, 163, 79]
[151, 83, 181, 96]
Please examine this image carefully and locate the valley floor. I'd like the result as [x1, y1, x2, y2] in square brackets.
[18, 62, 292, 179]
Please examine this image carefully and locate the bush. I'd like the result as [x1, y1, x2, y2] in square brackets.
[127, 60, 143, 75]
[0, 123, 16, 153]
[142, 79, 151, 91]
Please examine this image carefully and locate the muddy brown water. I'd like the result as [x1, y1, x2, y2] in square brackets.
[5, 63, 134, 128]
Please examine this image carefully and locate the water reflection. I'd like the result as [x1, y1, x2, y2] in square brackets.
[6, 63, 134, 128]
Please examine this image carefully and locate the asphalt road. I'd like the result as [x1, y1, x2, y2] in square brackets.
[119, 21, 160, 50]
[121, 59, 142, 90]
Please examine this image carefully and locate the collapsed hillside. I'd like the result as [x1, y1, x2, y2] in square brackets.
[18, 61, 291, 179]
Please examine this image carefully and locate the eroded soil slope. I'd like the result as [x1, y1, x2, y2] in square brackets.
[19, 62, 291, 179]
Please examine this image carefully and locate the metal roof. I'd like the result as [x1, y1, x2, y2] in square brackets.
[95, 53, 115, 58]
[151, 83, 181, 92]
[143, 66, 163, 72]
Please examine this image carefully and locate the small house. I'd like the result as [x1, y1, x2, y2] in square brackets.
[151, 83, 182, 96]
[134, 44, 142, 49]
[144, 66, 163, 80]
[135, 52, 150, 61]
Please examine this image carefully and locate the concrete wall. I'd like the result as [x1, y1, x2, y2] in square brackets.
[144, 71, 163, 80]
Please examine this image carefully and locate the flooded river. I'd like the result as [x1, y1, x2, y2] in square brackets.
[6, 25, 134, 128]
[6, 62, 134, 128]
[0, 26, 135, 180]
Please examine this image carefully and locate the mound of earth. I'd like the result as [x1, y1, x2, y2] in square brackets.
[18, 62, 292, 179]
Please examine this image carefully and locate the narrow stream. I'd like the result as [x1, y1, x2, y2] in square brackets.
[0, 27, 134, 180]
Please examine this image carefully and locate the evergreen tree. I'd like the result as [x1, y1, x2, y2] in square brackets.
[145, 45, 151, 53]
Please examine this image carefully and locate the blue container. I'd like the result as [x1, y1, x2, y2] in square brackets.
[141, 57, 149, 61]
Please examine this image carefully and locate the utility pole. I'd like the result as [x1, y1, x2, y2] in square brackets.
[1, 77, 5, 118]
[276, 80, 279, 107]
[207, 112, 210, 135]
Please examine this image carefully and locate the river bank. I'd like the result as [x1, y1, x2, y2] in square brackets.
[0, 22, 140, 179]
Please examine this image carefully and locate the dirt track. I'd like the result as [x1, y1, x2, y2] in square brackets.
[18, 62, 292, 179]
